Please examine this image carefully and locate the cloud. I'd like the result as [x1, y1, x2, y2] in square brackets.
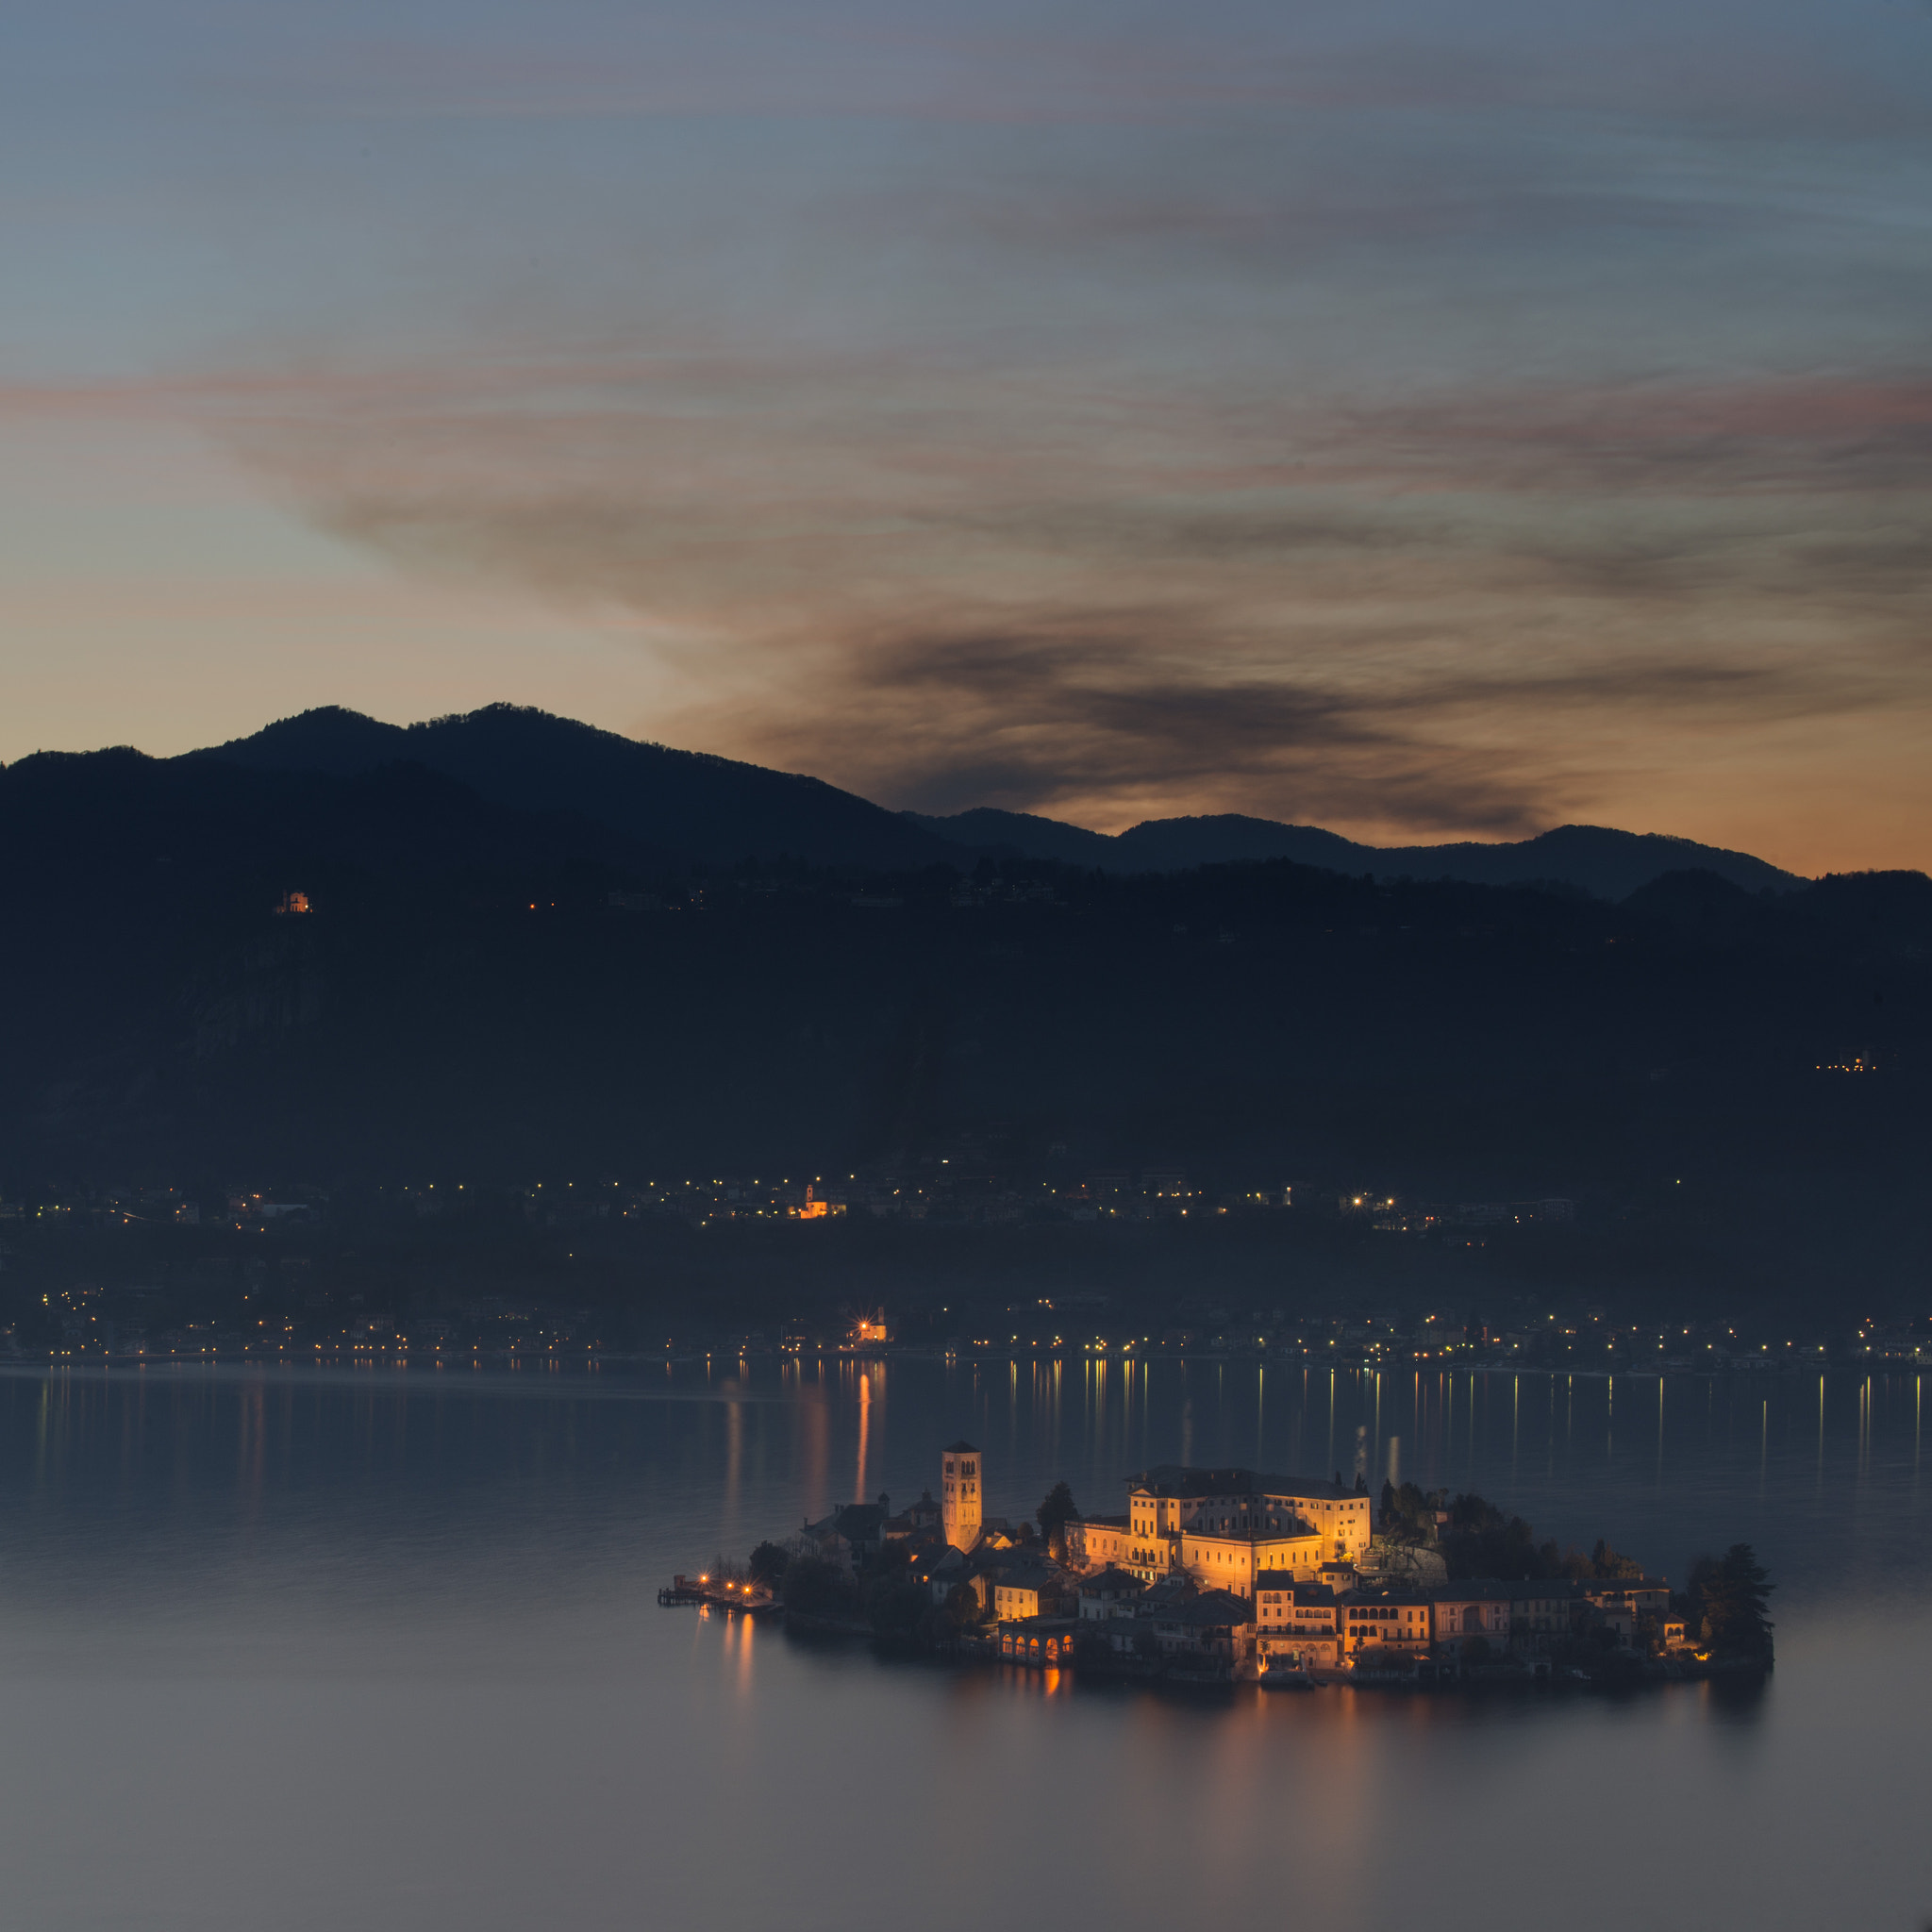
[12, 0, 1931, 874]
[732, 625, 1559, 830]
[97, 341, 1928, 839]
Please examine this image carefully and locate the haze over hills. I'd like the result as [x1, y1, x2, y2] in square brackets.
[177, 702, 1805, 898]
[905, 808, 1803, 901]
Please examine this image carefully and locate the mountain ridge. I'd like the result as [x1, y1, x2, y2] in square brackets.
[27, 699, 1811, 898]
[905, 807, 1805, 901]
[185, 704, 961, 872]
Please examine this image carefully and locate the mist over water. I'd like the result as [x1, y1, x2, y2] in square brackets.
[0, 1357, 1925, 1931]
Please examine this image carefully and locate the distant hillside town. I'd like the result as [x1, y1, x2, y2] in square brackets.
[8, 1172, 1912, 1371]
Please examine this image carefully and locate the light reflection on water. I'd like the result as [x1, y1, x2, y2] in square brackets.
[0, 1357, 1926, 1932]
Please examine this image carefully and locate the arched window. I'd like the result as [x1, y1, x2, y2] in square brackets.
[1462, 1605, 1484, 1634]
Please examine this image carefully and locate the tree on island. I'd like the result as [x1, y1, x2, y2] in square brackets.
[866, 1574, 934, 1649]
[748, 1541, 791, 1588]
[942, 1580, 990, 1631]
[1440, 1493, 1561, 1581]
[1037, 1481, 1080, 1560]
[1378, 1480, 1445, 1548]
[1435, 1493, 1676, 1589]
[1686, 1544, 1775, 1661]
[781, 1555, 858, 1618]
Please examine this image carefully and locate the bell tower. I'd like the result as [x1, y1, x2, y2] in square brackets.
[941, 1440, 983, 1551]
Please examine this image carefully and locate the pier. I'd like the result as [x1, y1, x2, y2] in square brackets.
[658, 1574, 776, 1611]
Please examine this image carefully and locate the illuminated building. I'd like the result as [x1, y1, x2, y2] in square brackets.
[996, 1619, 1078, 1667]
[1254, 1575, 1343, 1670]
[991, 1565, 1069, 1621]
[275, 891, 310, 916]
[941, 1440, 983, 1551]
[1338, 1590, 1432, 1660]
[1068, 1467, 1374, 1591]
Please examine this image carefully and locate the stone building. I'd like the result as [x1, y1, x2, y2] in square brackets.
[1253, 1574, 1343, 1670]
[941, 1440, 983, 1551]
[1069, 1466, 1374, 1591]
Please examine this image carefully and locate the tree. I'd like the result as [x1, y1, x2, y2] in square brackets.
[1591, 1539, 1643, 1580]
[941, 1580, 988, 1631]
[1440, 1493, 1551, 1581]
[1461, 1635, 1492, 1666]
[748, 1541, 790, 1588]
[781, 1555, 858, 1618]
[1379, 1481, 1444, 1550]
[1687, 1544, 1774, 1660]
[867, 1576, 933, 1647]
[1037, 1480, 1080, 1558]
[857, 1541, 912, 1584]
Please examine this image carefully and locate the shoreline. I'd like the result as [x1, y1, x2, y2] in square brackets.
[660, 1591, 1772, 1691]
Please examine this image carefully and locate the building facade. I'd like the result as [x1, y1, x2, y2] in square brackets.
[1253, 1574, 1343, 1669]
[992, 1566, 1070, 1622]
[942, 1440, 983, 1551]
[1071, 1467, 1373, 1591]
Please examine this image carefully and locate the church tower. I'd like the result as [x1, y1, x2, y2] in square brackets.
[941, 1441, 983, 1551]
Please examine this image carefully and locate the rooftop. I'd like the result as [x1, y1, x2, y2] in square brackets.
[996, 1563, 1067, 1591]
[1149, 1589, 1256, 1628]
[1077, 1566, 1147, 1596]
[1255, 1573, 1338, 1603]
[1186, 1518, 1320, 1546]
[1424, 1579, 1586, 1603]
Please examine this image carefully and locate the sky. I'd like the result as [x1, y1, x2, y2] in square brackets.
[4, 0, 1930, 871]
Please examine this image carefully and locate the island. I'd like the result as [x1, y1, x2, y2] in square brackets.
[666, 1441, 1774, 1687]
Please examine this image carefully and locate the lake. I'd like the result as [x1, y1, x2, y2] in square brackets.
[1, 1355, 1926, 1931]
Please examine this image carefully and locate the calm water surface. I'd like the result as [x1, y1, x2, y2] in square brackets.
[1, 1357, 1926, 1932]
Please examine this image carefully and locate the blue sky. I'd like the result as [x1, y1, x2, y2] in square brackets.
[5, 0, 1930, 868]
